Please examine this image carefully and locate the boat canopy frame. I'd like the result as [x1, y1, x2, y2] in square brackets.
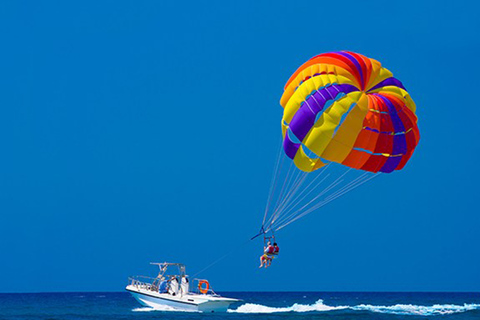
[150, 262, 186, 281]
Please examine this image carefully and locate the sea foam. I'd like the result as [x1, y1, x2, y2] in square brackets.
[228, 299, 480, 316]
[227, 299, 347, 313]
[352, 303, 480, 316]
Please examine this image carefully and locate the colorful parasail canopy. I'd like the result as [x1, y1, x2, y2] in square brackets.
[280, 51, 420, 173]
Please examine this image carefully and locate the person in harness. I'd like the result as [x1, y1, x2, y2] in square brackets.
[259, 241, 280, 268]
[272, 242, 279, 255]
[259, 241, 274, 268]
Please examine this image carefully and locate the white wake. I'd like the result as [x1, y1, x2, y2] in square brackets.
[228, 299, 480, 316]
[352, 303, 480, 316]
[228, 299, 348, 313]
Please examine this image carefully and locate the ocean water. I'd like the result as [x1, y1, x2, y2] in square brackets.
[0, 292, 479, 319]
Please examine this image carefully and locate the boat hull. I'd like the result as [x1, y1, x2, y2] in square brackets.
[126, 286, 237, 312]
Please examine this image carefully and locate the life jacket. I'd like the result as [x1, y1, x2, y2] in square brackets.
[273, 246, 279, 254]
[266, 245, 274, 254]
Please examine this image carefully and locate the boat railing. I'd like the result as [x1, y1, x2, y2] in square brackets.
[128, 276, 160, 292]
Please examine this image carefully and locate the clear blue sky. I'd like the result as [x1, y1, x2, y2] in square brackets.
[1, 0, 479, 293]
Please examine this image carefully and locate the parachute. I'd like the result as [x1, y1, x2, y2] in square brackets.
[256, 51, 420, 238]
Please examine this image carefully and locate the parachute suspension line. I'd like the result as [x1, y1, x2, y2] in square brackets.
[262, 139, 285, 227]
[259, 144, 382, 236]
[265, 159, 295, 228]
[270, 168, 306, 218]
[278, 171, 308, 214]
[272, 159, 295, 213]
[265, 161, 311, 232]
[266, 170, 308, 231]
[269, 172, 332, 231]
[282, 162, 304, 202]
[273, 169, 362, 231]
[273, 165, 332, 224]
[275, 172, 380, 231]
[297, 171, 369, 217]
[270, 166, 352, 230]
[277, 173, 377, 231]
[322, 171, 370, 202]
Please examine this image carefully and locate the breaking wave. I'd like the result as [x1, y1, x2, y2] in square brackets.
[228, 299, 480, 316]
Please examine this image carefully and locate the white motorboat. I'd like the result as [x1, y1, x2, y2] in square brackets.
[126, 262, 240, 312]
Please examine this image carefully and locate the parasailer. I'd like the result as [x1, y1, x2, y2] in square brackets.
[255, 51, 420, 261]
[259, 240, 280, 268]
[259, 241, 273, 268]
[272, 243, 279, 255]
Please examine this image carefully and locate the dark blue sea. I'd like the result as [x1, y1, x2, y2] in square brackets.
[1, 292, 479, 319]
